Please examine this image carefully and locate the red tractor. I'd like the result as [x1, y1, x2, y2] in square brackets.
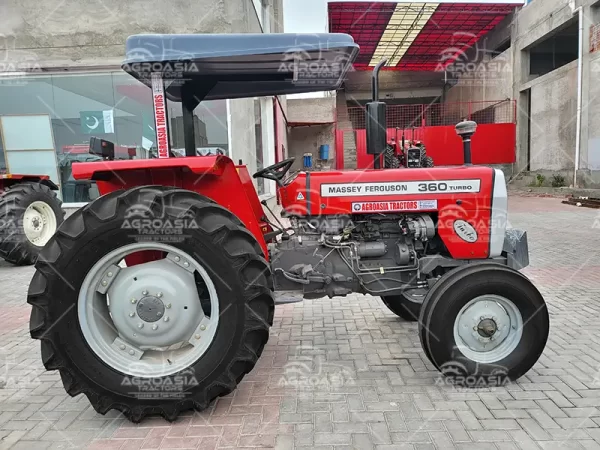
[28, 33, 549, 422]
[0, 174, 64, 265]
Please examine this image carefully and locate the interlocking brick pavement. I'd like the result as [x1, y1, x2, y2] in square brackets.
[1, 195, 600, 449]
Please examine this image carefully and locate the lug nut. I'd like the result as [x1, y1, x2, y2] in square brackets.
[157, 311, 162, 317]
[183, 261, 190, 268]
[166, 303, 171, 309]
[473, 326, 478, 331]
[138, 323, 144, 329]
[142, 290, 148, 296]
[107, 272, 113, 277]
[131, 298, 137, 304]
[480, 316, 485, 321]
[164, 316, 169, 322]
[157, 292, 163, 298]
[152, 324, 158, 330]
[200, 325, 206, 331]
[120, 344, 126, 350]
[129, 312, 135, 317]
[175, 256, 180, 262]
[101, 280, 108, 286]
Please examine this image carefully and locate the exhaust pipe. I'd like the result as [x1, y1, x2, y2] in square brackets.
[455, 120, 477, 165]
[365, 59, 388, 169]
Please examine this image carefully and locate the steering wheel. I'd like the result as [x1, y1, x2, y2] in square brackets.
[253, 157, 295, 186]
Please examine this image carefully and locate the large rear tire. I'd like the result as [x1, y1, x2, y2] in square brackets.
[28, 186, 274, 422]
[419, 264, 548, 383]
[0, 182, 64, 265]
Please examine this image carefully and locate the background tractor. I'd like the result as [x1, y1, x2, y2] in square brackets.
[0, 174, 64, 265]
[28, 33, 549, 422]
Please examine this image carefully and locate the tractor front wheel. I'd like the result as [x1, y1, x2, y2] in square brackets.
[419, 264, 548, 384]
[0, 182, 64, 265]
[381, 290, 425, 321]
[28, 186, 274, 422]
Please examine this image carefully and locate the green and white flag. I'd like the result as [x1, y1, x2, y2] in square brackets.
[80, 110, 114, 134]
[142, 112, 155, 150]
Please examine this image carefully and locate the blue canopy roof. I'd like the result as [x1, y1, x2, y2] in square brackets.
[122, 33, 359, 102]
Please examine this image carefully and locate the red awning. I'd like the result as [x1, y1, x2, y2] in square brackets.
[328, 2, 517, 71]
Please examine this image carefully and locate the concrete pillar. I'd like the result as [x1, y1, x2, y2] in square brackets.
[578, 4, 592, 177]
[513, 13, 531, 175]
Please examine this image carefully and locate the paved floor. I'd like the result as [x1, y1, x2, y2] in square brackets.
[1, 195, 600, 450]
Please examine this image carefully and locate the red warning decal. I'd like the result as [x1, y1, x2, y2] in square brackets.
[352, 200, 438, 213]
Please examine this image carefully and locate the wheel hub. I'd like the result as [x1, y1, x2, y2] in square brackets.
[78, 243, 220, 378]
[23, 201, 57, 246]
[105, 258, 206, 349]
[453, 294, 524, 364]
[136, 296, 165, 322]
[477, 318, 497, 337]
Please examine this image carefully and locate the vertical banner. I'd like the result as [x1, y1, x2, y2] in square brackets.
[151, 73, 170, 158]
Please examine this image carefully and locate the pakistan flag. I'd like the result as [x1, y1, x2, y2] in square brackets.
[80, 110, 114, 134]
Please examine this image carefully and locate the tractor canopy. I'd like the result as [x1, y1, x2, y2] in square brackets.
[122, 33, 359, 103]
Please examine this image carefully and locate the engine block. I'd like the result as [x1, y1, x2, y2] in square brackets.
[270, 214, 439, 299]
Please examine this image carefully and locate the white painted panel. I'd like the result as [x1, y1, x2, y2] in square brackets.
[1, 115, 54, 150]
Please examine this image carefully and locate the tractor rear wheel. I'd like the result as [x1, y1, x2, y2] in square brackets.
[419, 264, 548, 384]
[28, 186, 274, 422]
[0, 182, 64, 265]
[381, 290, 425, 321]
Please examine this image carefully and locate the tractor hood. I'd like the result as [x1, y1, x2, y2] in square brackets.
[122, 33, 359, 102]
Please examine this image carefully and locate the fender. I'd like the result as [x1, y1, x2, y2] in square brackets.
[72, 155, 270, 256]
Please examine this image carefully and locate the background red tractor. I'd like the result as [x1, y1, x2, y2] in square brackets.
[28, 33, 549, 422]
[0, 174, 64, 265]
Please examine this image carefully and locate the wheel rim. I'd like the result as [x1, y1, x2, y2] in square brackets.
[23, 201, 57, 247]
[78, 242, 219, 378]
[452, 295, 523, 364]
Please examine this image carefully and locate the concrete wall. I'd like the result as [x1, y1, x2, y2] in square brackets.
[287, 97, 335, 124]
[288, 125, 335, 171]
[344, 70, 444, 105]
[444, 48, 513, 105]
[0, 0, 262, 69]
[527, 61, 578, 171]
[585, 49, 600, 172]
[435, 0, 600, 186]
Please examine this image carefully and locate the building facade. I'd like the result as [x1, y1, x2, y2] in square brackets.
[443, 0, 600, 187]
[0, 0, 286, 205]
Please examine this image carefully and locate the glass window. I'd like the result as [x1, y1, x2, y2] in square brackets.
[0, 71, 231, 203]
[166, 97, 229, 157]
[0, 71, 160, 203]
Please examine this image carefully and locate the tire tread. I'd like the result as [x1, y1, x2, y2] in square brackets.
[28, 186, 274, 422]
